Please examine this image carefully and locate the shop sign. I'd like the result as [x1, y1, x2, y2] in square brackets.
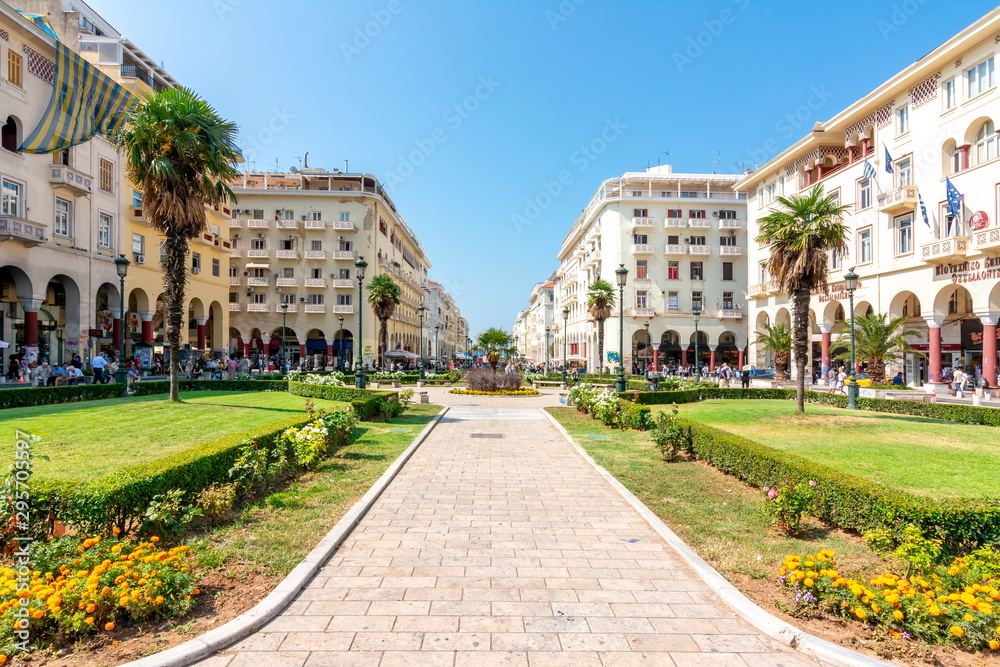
[969, 210, 990, 232]
[815, 281, 863, 303]
[934, 256, 1000, 284]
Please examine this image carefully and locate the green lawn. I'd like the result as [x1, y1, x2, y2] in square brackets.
[3, 391, 349, 482]
[673, 399, 1000, 499]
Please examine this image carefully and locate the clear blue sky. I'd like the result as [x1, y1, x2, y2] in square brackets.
[91, 0, 997, 334]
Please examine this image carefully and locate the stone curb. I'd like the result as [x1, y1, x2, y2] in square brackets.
[540, 408, 893, 667]
[121, 406, 450, 667]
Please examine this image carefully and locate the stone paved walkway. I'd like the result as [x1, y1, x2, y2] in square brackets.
[199, 389, 823, 666]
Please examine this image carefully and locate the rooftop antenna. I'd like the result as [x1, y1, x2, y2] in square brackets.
[344, 159, 349, 173]
[713, 151, 721, 173]
[274, 158, 280, 172]
[662, 151, 669, 164]
[732, 160, 746, 173]
[304, 151, 309, 168]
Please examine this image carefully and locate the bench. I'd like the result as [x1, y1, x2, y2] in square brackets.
[414, 390, 429, 404]
[532, 380, 567, 389]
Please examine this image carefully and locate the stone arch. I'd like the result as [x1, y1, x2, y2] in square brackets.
[963, 115, 995, 147]
[889, 291, 922, 321]
[755, 310, 771, 332]
[0, 265, 34, 301]
[853, 299, 874, 318]
[933, 283, 973, 317]
[942, 137, 958, 175]
[989, 282, 1000, 314]
[39, 274, 81, 364]
[127, 287, 150, 314]
[774, 307, 791, 327]
[208, 301, 224, 351]
[1, 115, 21, 152]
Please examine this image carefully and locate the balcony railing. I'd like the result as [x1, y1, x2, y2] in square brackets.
[121, 63, 153, 87]
[275, 250, 298, 259]
[279, 304, 298, 313]
[0, 217, 46, 247]
[332, 220, 355, 231]
[631, 244, 655, 254]
[247, 249, 269, 258]
[276, 278, 297, 287]
[631, 217, 655, 228]
[719, 219, 742, 229]
[247, 219, 270, 228]
[246, 303, 269, 312]
[276, 220, 298, 229]
[664, 218, 687, 229]
[304, 304, 326, 313]
[229, 249, 241, 258]
[228, 303, 240, 311]
[632, 308, 655, 318]
[718, 309, 743, 319]
[877, 185, 919, 215]
[974, 227, 1000, 254]
[687, 219, 711, 228]
[332, 305, 354, 314]
[229, 219, 241, 228]
[331, 279, 353, 288]
[303, 279, 326, 287]
[664, 245, 687, 255]
[688, 245, 712, 255]
[748, 281, 779, 298]
[332, 250, 355, 260]
[920, 235, 969, 264]
[305, 250, 327, 260]
[229, 276, 241, 286]
[247, 277, 269, 286]
[48, 166, 92, 196]
[719, 245, 743, 256]
[305, 220, 326, 230]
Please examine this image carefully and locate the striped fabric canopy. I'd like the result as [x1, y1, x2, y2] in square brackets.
[17, 12, 136, 154]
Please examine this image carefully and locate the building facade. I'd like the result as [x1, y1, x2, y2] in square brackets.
[513, 279, 555, 366]
[425, 280, 465, 366]
[554, 166, 749, 373]
[738, 7, 1000, 387]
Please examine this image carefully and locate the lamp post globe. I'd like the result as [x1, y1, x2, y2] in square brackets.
[561, 306, 569, 385]
[614, 263, 628, 393]
[693, 308, 702, 382]
[844, 268, 860, 410]
[114, 255, 130, 397]
[354, 256, 367, 388]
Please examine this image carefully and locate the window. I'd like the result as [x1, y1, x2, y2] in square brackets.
[229, 267, 238, 277]
[690, 261, 703, 280]
[98, 159, 114, 193]
[758, 261, 768, 283]
[689, 235, 706, 245]
[951, 148, 963, 173]
[132, 190, 142, 207]
[975, 120, 998, 164]
[281, 293, 296, 304]
[311, 240, 322, 251]
[212, 258, 220, 277]
[283, 209, 294, 220]
[763, 183, 777, 203]
[311, 211, 322, 220]
[722, 262, 734, 281]
[718, 209, 737, 219]
[633, 234, 648, 244]
[667, 261, 679, 280]
[943, 77, 957, 110]
[308, 294, 324, 305]
[338, 268, 350, 279]
[132, 233, 144, 255]
[251, 268, 266, 278]
[667, 209, 682, 218]
[858, 228, 872, 263]
[967, 56, 995, 97]
[98, 213, 112, 248]
[250, 292, 265, 304]
[691, 291, 703, 311]
[631, 190, 642, 197]
[53, 197, 71, 236]
[228, 292, 239, 303]
[7, 51, 21, 88]
[636, 290, 648, 309]
[283, 267, 295, 278]
[830, 247, 841, 270]
[858, 178, 872, 210]
[1, 117, 17, 152]
[778, 176, 786, 196]
[336, 294, 351, 306]
[280, 238, 294, 250]
[191, 252, 201, 272]
[722, 291, 734, 309]
[896, 216, 913, 255]
[689, 210, 706, 218]
[895, 105, 909, 135]
[339, 212, 350, 221]
[633, 208, 647, 217]
[635, 260, 647, 279]
[719, 235, 736, 246]
[53, 149, 70, 166]
[252, 209, 264, 219]
[668, 291, 679, 310]
[667, 235, 680, 245]
[895, 157, 912, 187]
[314, 268, 325, 279]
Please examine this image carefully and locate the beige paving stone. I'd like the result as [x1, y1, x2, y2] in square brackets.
[599, 651, 677, 666]
[626, 633, 701, 652]
[367, 600, 431, 616]
[455, 650, 528, 666]
[558, 633, 631, 651]
[422, 632, 490, 650]
[459, 615, 524, 632]
[279, 632, 355, 651]
[393, 616, 461, 633]
[491, 632, 562, 651]
[323, 615, 395, 632]
[379, 650, 454, 666]
[350, 631, 424, 651]
[526, 651, 604, 666]
[227, 652, 308, 667]
[303, 651, 380, 666]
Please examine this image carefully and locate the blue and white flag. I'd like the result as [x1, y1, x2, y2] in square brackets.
[946, 178, 963, 220]
[918, 192, 930, 227]
[883, 145, 893, 173]
[862, 160, 877, 180]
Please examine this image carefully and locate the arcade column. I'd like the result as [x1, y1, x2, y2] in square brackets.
[978, 312, 999, 388]
[924, 316, 945, 384]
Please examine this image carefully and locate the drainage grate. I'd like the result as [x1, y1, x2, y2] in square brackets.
[470, 433, 504, 439]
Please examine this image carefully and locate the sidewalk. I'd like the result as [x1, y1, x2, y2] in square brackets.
[197, 389, 824, 666]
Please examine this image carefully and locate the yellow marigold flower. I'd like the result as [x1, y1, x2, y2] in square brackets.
[85, 603, 95, 613]
[871, 603, 881, 613]
[964, 613, 974, 622]
[804, 578, 814, 588]
[930, 605, 942, 616]
[893, 610, 904, 620]
[119, 596, 129, 606]
[30, 610, 43, 619]
[950, 626, 964, 637]
[150, 536, 160, 543]
[84, 617, 94, 625]
[989, 639, 999, 650]
[854, 608, 868, 620]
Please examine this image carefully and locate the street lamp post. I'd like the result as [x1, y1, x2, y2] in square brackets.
[561, 306, 569, 385]
[693, 307, 702, 382]
[844, 268, 860, 410]
[643, 321, 650, 374]
[337, 316, 344, 371]
[417, 304, 426, 380]
[615, 263, 628, 393]
[434, 323, 440, 373]
[280, 302, 288, 371]
[354, 256, 367, 388]
[545, 326, 551, 374]
[114, 255, 130, 397]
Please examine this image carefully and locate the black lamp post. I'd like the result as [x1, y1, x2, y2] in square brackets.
[466, 335, 472, 367]
[643, 321, 650, 374]
[354, 256, 367, 388]
[337, 316, 344, 371]
[417, 304, 426, 379]
[562, 306, 569, 385]
[434, 323, 440, 373]
[693, 307, 702, 382]
[844, 268, 860, 410]
[545, 326, 551, 373]
[279, 302, 288, 371]
[114, 254, 130, 396]
[615, 263, 628, 393]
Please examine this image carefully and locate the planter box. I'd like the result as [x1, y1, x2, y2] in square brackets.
[859, 387, 936, 402]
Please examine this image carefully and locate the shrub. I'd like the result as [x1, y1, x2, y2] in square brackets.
[280, 420, 330, 469]
[287, 381, 395, 421]
[0, 383, 124, 409]
[196, 484, 237, 526]
[140, 489, 202, 539]
[293, 373, 347, 387]
[379, 395, 404, 421]
[618, 401, 653, 431]
[320, 408, 358, 448]
[464, 369, 523, 392]
[619, 389, 700, 405]
[650, 405, 693, 461]
[762, 479, 816, 536]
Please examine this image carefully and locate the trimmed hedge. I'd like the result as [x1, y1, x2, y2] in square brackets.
[287, 381, 396, 421]
[618, 389, 701, 405]
[0, 382, 125, 409]
[676, 418, 1000, 552]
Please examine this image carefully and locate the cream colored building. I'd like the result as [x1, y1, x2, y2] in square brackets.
[228, 168, 431, 369]
[554, 166, 748, 373]
[513, 279, 555, 365]
[424, 280, 466, 366]
[738, 7, 1000, 388]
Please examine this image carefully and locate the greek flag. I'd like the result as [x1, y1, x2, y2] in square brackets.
[17, 18, 136, 154]
[946, 178, 963, 220]
[918, 192, 930, 227]
[883, 144, 893, 173]
[862, 160, 877, 180]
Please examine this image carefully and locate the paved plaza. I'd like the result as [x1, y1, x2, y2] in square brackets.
[197, 388, 825, 666]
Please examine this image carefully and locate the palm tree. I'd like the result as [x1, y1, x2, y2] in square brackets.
[755, 185, 851, 412]
[587, 280, 615, 374]
[366, 274, 401, 369]
[114, 88, 239, 402]
[755, 322, 792, 381]
[476, 328, 511, 371]
[835, 313, 922, 384]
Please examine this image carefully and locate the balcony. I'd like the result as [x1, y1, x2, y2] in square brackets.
[332, 305, 354, 314]
[246, 303, 269, 312]
[920, 235, 969, 264]
[279, 304, 298, 313]
[305, 220, 326, 230]
[664, 245, 687, 255]
[974, 227, 1000, 254]
[228, 303, 240, 312]
[718, 309, 744, 319]
[631, 217, 655, 228]
[304, 304, 326, 313]
[229, 276, 241, 286]
[664, 218, 687, 229]
[229, 219, 241, 228]
[305, 250, 327, 260]
[0, 217, 46, 247]
[247, 249, 269, 258]
[719, 219, 742, 229]
[120, 63, 154, 88]
[276, 220, 298, 229]
[331, 279, 353, 288]
[748, 281, 779, 299]
[877, 185, 919, 215]
[332, 220, 355, 231]
[632, 308, 655, 318]
[230, 249, 241, 258]
[332, 250, 355, 260]
[719, 245, 743, 256]
[304, 279, 326, 287]
[275, 249, 298, 259]
[631, 244, 655, 255]
[688, 245, 712, 255]
[276, 278, 297, 287]
[247, 219, 270, 228]
[687, 218, 711, 228]
[247, 277, 269, 287]
[48, 166, 92, 196]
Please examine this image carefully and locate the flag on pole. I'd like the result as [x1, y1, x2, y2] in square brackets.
[918, 192, 930, 227]
[946, 178, 963, 220]
[883, 145, 894, 173]
[863, 160, 877, 180]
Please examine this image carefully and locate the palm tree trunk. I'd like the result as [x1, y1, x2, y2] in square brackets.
[791, 287, 810, 413]
[379, 318, 388, 370]
[775, 351, 788, 381]
[597, 319, 605, 374]
[163, 233, 189, 403]
[870, 358, 886, 384]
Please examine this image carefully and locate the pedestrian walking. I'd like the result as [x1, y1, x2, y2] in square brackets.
[837, 366, 847, 394]
[952, 368, 967, 398]
[91, 352, 108, 384]
[741, 365, 751, 389]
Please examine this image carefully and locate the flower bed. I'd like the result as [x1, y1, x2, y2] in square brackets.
[569, 383, 652, 431]
[448, 389, 539, 396]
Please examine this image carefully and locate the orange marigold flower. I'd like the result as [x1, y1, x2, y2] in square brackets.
[105, 622, 115, 631]
[150, 536, 160, 543]
[84, 617, 94, 625]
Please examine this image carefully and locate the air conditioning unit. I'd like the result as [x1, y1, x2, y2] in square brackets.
[134, 253, 145, 264]
[233, 233, 241, 238]
[712, 211, 720, 217]
[192, 266, 201, 274]
[684, 237, 691, 243]
[257, 233, 266, 238]
[287, 234, 294, 239]
[726, 230, 736, 236]
[301, 215, 308, 221]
